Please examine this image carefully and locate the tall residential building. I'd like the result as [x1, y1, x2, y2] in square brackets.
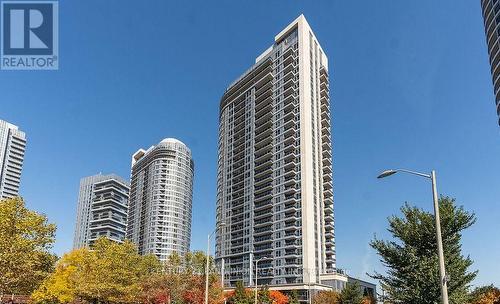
[126, 138, 194, 261]
[215, 15, 335, 291]
[73, 173, 130, 249]
[0, 119, 26, 199]
[481, 0, 500, 125]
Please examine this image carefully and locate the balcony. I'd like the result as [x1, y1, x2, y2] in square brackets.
[324, 204, 334, 215]
[254, 220, 273, 230]
[285, 259, 300, 266]
[322, 148, 332, 159]
[255, 165, 272, 179]
[284, 125, 297, 138]
[284, 158, 297, 170]
[255, 149, 272, 164]
[324, 188, 333, 198]
[284, 232, 299, 240]
[255, 109, 273, 125]
[254, 236, 273, 245]
[283, 67, 297, 83]
[254, 183, 272, 196]
[283, 84, 297, 99]
[255, 71, 273, 91]
[284, 108, 298, 122]
[284, 176, 297, 187]
[321, 108, 331, 121]
[255, 120, 272, 138]
[254, 174, 272, 187]
[255, 78, 273, 99]
[255, 157, 272, 171]
[255, 94, 272, 113]
[283, 61, 297, 76]
[283, 134, 297, 146]
[284, 193, 297, 202]
[322, 140, 332, 152]
[320, 72, 328, 84]
[255, 135, 272, 151]
[284, 223, 299, 231]
[283, 89, 296, 105]
[254, 200, 273, 212]
[283, 76, 297, 91]
[323, 179, 333, 190]
[222, 58, 272, 103]
[321, 128, 331, 140]
[284, 213, 299, 222]
[255, 86, 273, 104]
[283, 52, 297, 66]
[320, 81, 329, 92]
[254, 227, 273, 237]
[284, 186, 297, 196]
[284, 250, 300, 257]
[255, 189, 272, 200]
[283, 46, 296, 59]
[321, 101, 329, 112]
[320, 88, 329, 99]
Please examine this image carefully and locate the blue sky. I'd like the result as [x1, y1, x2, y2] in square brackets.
[1, 0, 499, 287]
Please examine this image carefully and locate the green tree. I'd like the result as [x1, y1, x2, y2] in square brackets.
[165, 251, 182, 273]
[232, 281, 252, 304]
[288, 290, 300, 304]
[258, 286, 272, 304]
[370, 197, 477, 304]
[184, 250, 208, 275]
[0, 197, 57, 295]
[340, 282, 363, 304]
[32, 237, 161, 304]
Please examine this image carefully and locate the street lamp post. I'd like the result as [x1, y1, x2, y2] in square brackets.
[205, 222, 226, 304]
[377, 169, 449, 304]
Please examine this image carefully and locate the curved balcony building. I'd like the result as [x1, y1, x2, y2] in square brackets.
[481, 0, 500, 124]
[127, 138, 194, 260]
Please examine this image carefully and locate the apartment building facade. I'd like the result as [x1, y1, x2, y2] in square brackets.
[215, 15, 335, 290]
[73, 173, 130, 248]
[0, 119, 26, 199]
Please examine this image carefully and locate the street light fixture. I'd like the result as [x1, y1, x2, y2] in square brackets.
[377, 168, 449, 304]
[205, 222, 226, 304]
[254, 256, 272, 304]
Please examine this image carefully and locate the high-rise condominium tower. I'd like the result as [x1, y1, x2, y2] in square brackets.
[127, 138, 194, 261]
[481, 0, 500, 125]
[215, 15, 335, 289]
[0, 119, 26, 199]
[73, 173, 130, 249]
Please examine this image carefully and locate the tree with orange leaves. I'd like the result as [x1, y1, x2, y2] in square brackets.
[312, 290, 340, 304]
[470, 285, 500, 304]
[361, 295, 376, 304]
[269, 290, 288, 304]
[183, 274, 224, 304]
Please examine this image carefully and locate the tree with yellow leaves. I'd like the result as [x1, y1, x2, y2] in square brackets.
[0, 197, 57, 295]
[32, 237, 162, 304]
[312, 290, 340, 304]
